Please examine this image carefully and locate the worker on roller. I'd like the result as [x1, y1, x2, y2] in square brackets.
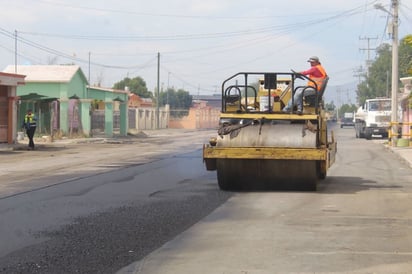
[282, 56, 327, 114]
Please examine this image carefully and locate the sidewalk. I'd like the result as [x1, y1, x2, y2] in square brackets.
[385, 143, 412, 168]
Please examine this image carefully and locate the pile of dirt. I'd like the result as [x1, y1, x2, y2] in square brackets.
[134, 131, 149, 138]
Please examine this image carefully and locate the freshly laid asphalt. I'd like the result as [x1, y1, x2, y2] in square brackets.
[1, 128, 411, 274]
[0, 128, 211, 186]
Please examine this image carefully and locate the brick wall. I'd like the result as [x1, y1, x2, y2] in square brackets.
[168, 106, 220, 129]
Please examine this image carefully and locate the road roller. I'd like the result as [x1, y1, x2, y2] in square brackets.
[203, 72, 337, 191]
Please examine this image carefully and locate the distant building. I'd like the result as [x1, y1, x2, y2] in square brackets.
[400, 77, 412, 143]
[128, 93, 153, 108]
[3, 65, 128, 137]
[168, 94, 221, 129]
[192, 94, 222, 109]
[0, 72, 26, 144]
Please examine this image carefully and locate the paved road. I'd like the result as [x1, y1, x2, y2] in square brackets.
[2, 127, 412, 273]
[0, 129, 233, 274]
[0, 129, 216, 198]
[118, 126, 412, 274]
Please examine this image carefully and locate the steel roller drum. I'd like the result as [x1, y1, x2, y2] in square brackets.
[215, 123, 318, 191]
[216, 123, 317, 148]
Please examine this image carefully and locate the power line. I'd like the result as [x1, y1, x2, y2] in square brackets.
[0, 27, 157, 70]
[17, 4, 373, 42]
[35, 0, 376, 21]
[0, 1, 385, 91]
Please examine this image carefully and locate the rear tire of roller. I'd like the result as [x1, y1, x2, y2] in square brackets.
[216, 159, 234, 191]
[216, 159, 318, 191]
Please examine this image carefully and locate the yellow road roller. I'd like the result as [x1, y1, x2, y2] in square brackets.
[203, 72, 337, 191]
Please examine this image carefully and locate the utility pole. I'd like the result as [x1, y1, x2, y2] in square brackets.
[14, 30, 17, 73]
[359, 36, 378, 76]
[353, 65, 365, 84]
[88, 52, 91, 84]
[375, 0, 399, 146]
[336, 87, 342, 119]
[386, 70, 390, 98]
[390, 0, 399, 146]
[346, 90, 351, 105]
[156, 52, 160, 129]
[167, 72, 170, 105]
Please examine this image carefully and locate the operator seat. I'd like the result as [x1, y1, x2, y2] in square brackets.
[304, 76, 329, 107]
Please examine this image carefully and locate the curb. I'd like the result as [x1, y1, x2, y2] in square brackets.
[385, 145, 412, 169]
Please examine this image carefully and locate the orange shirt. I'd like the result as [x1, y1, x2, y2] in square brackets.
[301, 64, 327, 91]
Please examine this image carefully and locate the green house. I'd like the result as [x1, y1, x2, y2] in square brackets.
[3, 65, 128, 138]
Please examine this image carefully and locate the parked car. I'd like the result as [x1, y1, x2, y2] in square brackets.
[340, 117, 354, 128]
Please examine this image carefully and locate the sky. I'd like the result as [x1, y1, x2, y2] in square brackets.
[1, 0, 411, 105]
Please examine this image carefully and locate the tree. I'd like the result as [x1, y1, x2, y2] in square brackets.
[356, 35, 412, 105]
[325, 101, 336, 112]
[356, 44, 391, 105]
[158, 87, 193, 117]
[400, 35, 412, 76]
[338, 103, 357, 119]
[113, 76, 153, 98]
[405, 35, 412, 45]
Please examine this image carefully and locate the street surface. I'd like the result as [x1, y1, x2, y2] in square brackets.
[120, 124, 412, 274]
[1, 126, 412, 273]
[0, 129, 232, 274]
[0, 129, 215, 198]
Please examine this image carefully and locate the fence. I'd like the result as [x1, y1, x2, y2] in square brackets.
[388, 122, 412, 147]
[91, 107, 169, 135]
[388, 122, 412, 139]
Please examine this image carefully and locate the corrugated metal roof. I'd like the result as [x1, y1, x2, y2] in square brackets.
[3, 65, 81, 83]
[0, 72, 26, 86]
[89, 85, 129, 94]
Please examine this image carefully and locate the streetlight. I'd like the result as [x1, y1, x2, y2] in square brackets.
[375, 1, 399, 146]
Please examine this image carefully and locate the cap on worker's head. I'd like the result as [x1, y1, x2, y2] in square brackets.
[307, 56, 320, 63]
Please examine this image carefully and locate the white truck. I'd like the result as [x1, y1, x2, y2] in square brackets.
[354, 98, 391, 140]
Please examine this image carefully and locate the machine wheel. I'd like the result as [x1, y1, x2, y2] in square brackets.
[216, 159, 234, 191]
[365, 130, 372, 140]
[304, 180, 317, 191]
[359, 130, 365, 138]
[316, 161, 326, 180]
[216, 159, 318, 191]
